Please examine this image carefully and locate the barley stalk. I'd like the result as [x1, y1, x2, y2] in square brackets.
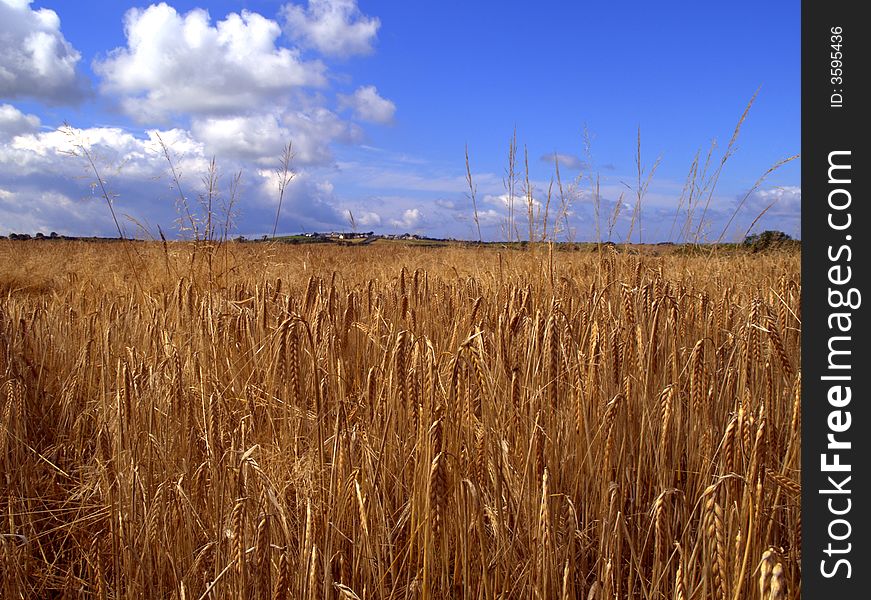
[0, 239, 800, 599]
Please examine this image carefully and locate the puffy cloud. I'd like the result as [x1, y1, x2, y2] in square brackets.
[0, 116, 380, 238]
[282, 0, 379, 58]
[2, 126, 132, 174]
[94, 3, 327, 120]
[0, 114, 388, 238]
[0, 0, 87, 102]
[483, 192, 543, 212]
[337, 206, 381, 229]
[743, 185, 800, 217]
[0, 103, 40, 138]
[338, 85, 395, 124]
[350, 209, 381, 227]
[723, 185, 800, 239]
[192, 113, 290, 162]
[471, 208, 505, 226]
[0, 2, 401, 238]
[0, 124, 218, 237]
[280, 107, 363, 162]
[2, 124, 208, 178]
[389, 207, 421, 230]
[192, 104, 361, 165]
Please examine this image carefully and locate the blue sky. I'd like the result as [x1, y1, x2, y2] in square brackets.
[0, 0, 799, 241]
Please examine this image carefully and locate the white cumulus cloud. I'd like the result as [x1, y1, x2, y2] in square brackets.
[94, 3, 327, 121]
[351, 210, 381, 227]
[192, 113, 291, 162]
[3, 123, 202, 182]
[191, 104, 361, 165]
[483, 192, 543, 211]
[0, 103, 40, 138]
[744, 185, 801, 216]
[0, 2, 400, 238]
[282, 0, 379, 57]
[339, 85, 395, 124]
[0, 0, 87, 102]
[279, 106, 363, 163]
[389, 207, 421, 230]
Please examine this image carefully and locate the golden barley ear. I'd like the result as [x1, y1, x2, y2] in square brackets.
[429, 450, 446, 538]
[602, 392, 623, 473]
[702, 484, 727, 600]
[658, 385, 674, 458]
[767, 471, 800, 497]
[765, 317, 793, 379]
[231, 498, 247, 576]
[758, 548, 776, 599]
[255, 515, 272, 598]
[769, 562, 786, 600]
[690, 339, 705, 413]
[474, 422, 486, 485]
[650, 490, 667, 562]
[722, 414, 737, 476]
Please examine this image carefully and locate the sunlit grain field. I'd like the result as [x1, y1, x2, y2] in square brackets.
[1, 240, 800, 599]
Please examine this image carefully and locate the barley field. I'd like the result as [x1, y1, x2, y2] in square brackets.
[0, 240, 800, 599]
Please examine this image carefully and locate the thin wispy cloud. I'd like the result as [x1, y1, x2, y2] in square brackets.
[539, 152, 586, 171]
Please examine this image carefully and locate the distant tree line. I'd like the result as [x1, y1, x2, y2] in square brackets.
[742, 230, 795, 252]
[5, 232, 61, 240]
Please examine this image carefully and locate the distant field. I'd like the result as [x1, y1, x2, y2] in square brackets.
[0, 240, 800, 598]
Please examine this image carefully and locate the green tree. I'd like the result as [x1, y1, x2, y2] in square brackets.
[743, 230, 792, 251]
